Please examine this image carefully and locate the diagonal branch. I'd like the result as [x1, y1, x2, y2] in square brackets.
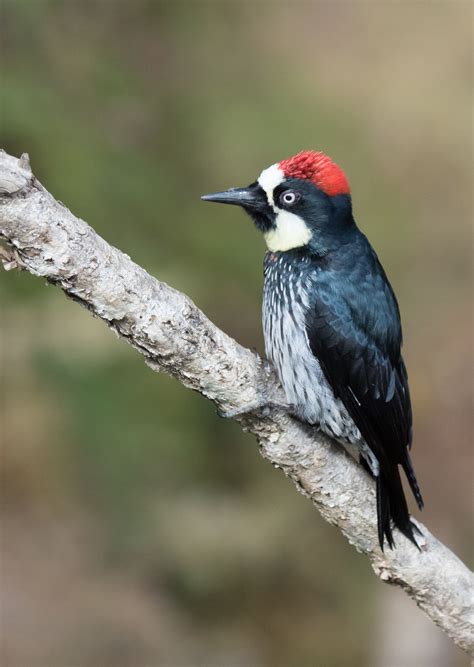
[0, 149, 472, 654]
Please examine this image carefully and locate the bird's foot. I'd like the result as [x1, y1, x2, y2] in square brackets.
[217, 398, 297, 420]
[217, 356, 296, 419]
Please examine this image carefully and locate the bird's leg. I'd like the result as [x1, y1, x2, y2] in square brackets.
[217, 357, 297, 419]
[217, 398, 296, 420]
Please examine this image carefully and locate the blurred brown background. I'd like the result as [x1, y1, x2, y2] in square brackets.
[1, 1, 472, 666]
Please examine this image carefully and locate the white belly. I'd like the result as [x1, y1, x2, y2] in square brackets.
[262, 268, 360, 443]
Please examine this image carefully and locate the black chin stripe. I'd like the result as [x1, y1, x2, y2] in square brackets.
[244, 183, 276, 232]
[246, 206, 276, 232]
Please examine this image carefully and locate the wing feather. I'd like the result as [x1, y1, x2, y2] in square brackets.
[304, 253, 422, 547]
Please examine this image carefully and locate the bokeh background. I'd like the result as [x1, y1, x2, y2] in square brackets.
[1, 1, 472, 666]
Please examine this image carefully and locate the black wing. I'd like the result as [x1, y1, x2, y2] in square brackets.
[305, 251, 423, 549]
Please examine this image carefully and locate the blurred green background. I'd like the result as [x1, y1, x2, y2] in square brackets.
[1, 2, 472, 666]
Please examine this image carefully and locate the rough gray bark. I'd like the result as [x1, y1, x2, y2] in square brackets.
[0, 149, 472, 654]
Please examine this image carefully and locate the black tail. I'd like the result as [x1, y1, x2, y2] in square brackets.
[376, 463, 422, 551]
[402, 451, 424, 511]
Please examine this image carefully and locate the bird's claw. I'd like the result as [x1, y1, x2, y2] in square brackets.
[216, 399, 296, 420]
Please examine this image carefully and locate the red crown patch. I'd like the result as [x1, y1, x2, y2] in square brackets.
[279, 150, 350, 197]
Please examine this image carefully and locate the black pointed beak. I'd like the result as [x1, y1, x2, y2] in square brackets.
[201, 185, 267, 212]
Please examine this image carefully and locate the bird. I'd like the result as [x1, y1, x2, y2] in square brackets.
[201, 149, 423, 550]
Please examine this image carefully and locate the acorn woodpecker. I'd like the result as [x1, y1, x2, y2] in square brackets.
[202, 150, 423, 550]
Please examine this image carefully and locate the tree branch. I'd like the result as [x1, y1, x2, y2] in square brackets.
[0, 149, 472, 654]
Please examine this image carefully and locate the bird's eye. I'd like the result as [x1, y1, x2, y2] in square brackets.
[279, 190, 299, 207]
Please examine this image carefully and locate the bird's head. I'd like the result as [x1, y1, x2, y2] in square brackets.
[202, 150, 354, 254]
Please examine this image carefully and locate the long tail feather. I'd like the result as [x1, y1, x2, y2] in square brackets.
[377, 466, 421, 550]
[402, 451, 424, 510]
[376, 475, 394, 549]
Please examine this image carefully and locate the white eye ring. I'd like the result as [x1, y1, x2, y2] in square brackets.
[280, 190, 297, 206]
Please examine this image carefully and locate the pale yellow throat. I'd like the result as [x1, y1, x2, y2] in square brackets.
[263, 210, 313, 252]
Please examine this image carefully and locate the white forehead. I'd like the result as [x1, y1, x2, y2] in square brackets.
[257, 163, 284, 208]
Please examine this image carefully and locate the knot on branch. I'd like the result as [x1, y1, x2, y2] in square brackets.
[0, 151, 34, 197]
